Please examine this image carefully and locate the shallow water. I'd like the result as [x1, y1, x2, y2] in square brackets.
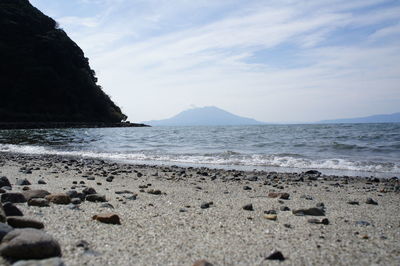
[0, 123, 399, 177]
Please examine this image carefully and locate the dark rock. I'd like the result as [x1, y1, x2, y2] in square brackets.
[12, 257, 65, 266]
[0, 176, 11, 188]
[308, 218, 329, 225]
[246, 176, 258, 182]
[0, 229, 62, 260]
[366, 198, 378, 205]
[0, 222, 13, 241]
[0, 188, 5, 194]
[243, 186, 252, 190]
[292, 207, 325, 216]
[265, 250, 285, 261]
[268, 192, 290, 200]
[82, 187, 96, 195]
[242, 203, 254, 211]
[27, 198, 49, 207]
[22, 190, 50, 201]
[76, 240, 90, 250]
[92, 213, 121, 225]
[85, 194, 106, 202]
[200, 202, 211, 209]
[37, 179, 47, 185]
[0, 204, 5, 222]
[1, 193, 27, 203]
[7, 217, 44, 229]
[65, 190, 78, 199]
[45, 194, 70, 205]
[115, 190, 134, 195]
[193, 259, 214, 266]
[70, 198, 81, 205]
[347, 201, 359, 205]
[16, 179, 31, 186]
[86, 177, 95, 181]
[105, 177, 113, 182]
[147, 189, 161, 195]
[305, 170, 321, 175]
[3, 203, 24, 216]
[22, 187, 30, 191]
[264, 210, 277, 214]
[280, 206, 290, 211]
[356, 220, 371, 226]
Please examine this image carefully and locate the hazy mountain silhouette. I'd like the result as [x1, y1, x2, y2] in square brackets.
[318, 112, 400, 124]
[143, 106, 266, 126]
[0, 0, 126, 123]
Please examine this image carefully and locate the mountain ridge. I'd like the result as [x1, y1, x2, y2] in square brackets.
[142, 106, 265, 126]
[318, 112, 400, 124]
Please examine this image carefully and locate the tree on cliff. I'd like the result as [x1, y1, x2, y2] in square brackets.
[0, 0, 127, 123]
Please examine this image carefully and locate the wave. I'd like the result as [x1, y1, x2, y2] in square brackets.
[1, 143, 399, 175]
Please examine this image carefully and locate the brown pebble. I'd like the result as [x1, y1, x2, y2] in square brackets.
[92, 213, 121, 225]
[193, 259, 214, 266]
[45, 193, 71, 205]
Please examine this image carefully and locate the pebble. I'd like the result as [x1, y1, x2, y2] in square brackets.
[200, 202, 211, 209]
[267, 192, 290, 200]
[355, 220, 371, 226]
[7, 217, 44, 229]
[0, 222, 13, 241]
[12, 257, 65, 266]
[307, 218, 330, 225]
[82, 187, 97, 195]
[0, 176, 11, 188]
[265, 250, 285, 261]
[243, 186, 252, 190]
[147, 189, 162, 195]
[106, 177, 113, 182]
[45, 194, 71, 205]
[300, 195, 314, 200]
[28, 198, 50, 207]
[1, 193, 27, 203]
[366, 198, 378, 205]
[92, 213, 121, 225]
[292, 207, 325, 216]
[0, 228, 61, 260]
[0, 204, 5, 222]
[37, 179, 47, 185]
[347, 201, 359, 205]
[22, 190, 50, 201]
[242, 203, 254, 211]
[85, 194, 107, 202]
[100, 203, 114, 209]
[16, 179, 31, 186]
[3, 203, 24, 216]
[193, 259, 214, 266]
[264, 214, 277, 221]
[280, 206, 290, 211]
[70, 198, 81, 205]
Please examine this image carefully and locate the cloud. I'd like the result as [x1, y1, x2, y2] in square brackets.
[31, 0, 400, 122]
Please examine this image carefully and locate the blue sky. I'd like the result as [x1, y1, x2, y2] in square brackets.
[30, 0, 400, 123]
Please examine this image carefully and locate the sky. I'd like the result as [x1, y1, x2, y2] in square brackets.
[30, 0, 400, 123]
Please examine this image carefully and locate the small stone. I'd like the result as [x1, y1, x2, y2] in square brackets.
[292, 207, 325, 216]
[92, 213, 121, 225]
[243, 186, 252, 190]
[147, 189, 161, 195]
[22, 187, 30, 191]
[366, 198, 378, 205]
[280, 206, 290, 211]
[200, 202, 210, 209]
[264, 210, 277, 214]
[76, 240, 90, 250]
[308, 218, 329, 225]
[264, 214, 277, 221]
[45, 194, 71, 205]
[86, 177, 95, 181]
[0, 176, 11, 188]
[85, 194, 106, 202]
[22, 190, 50, 201]
[242, 203, 254, 211]
[347, 201, 359, 205]
[1, 193, 27, 203]
[265, 250, 285, 261]
[3, 203, 24, 216]
[16, 179, 31, 186]
[82, 187, 97, 195]
[12, 257, 65, 266]
[70, 198, 81, 205]
[0, 228, 62, 260]
[7, 217, 44, 229]
[300, 195, 313, 200]
[193, 259, 214, 266]
[99, 203, 114, 209]
[0, 223, 13, 241]
[37, 179, 47, 185]
[105, 177, 113, 182]
[268, 192, 290, 200]
[361, 234, 369, 239]
[355, 220, 371, 226]
[28, 198, 50, 207]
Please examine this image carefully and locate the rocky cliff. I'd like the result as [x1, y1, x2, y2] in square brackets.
[0, 0, 127, 123]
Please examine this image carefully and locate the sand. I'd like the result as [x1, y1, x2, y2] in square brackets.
[0, 153, 399, 265]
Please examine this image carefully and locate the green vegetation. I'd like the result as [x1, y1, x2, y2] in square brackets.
[0, 0, 127, 122]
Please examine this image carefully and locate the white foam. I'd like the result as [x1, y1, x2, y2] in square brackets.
[1, 144, 399, 174]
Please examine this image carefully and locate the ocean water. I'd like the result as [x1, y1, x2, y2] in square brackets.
[0, 123, 399, 177]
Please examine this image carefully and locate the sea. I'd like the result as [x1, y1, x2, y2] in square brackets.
[0, 123, 399, 178]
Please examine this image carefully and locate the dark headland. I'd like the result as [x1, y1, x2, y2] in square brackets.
[0, 0, 148, 129]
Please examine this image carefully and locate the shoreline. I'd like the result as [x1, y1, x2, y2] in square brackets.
[0, 122, 150, 130]
[0, 152, 399, 265]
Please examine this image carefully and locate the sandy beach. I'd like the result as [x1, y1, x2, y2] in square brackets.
[0, 152, 399, 265]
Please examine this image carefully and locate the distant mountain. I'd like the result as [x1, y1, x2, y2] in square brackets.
[318, 112, 400, 124]
[143, 106, 266, 126]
